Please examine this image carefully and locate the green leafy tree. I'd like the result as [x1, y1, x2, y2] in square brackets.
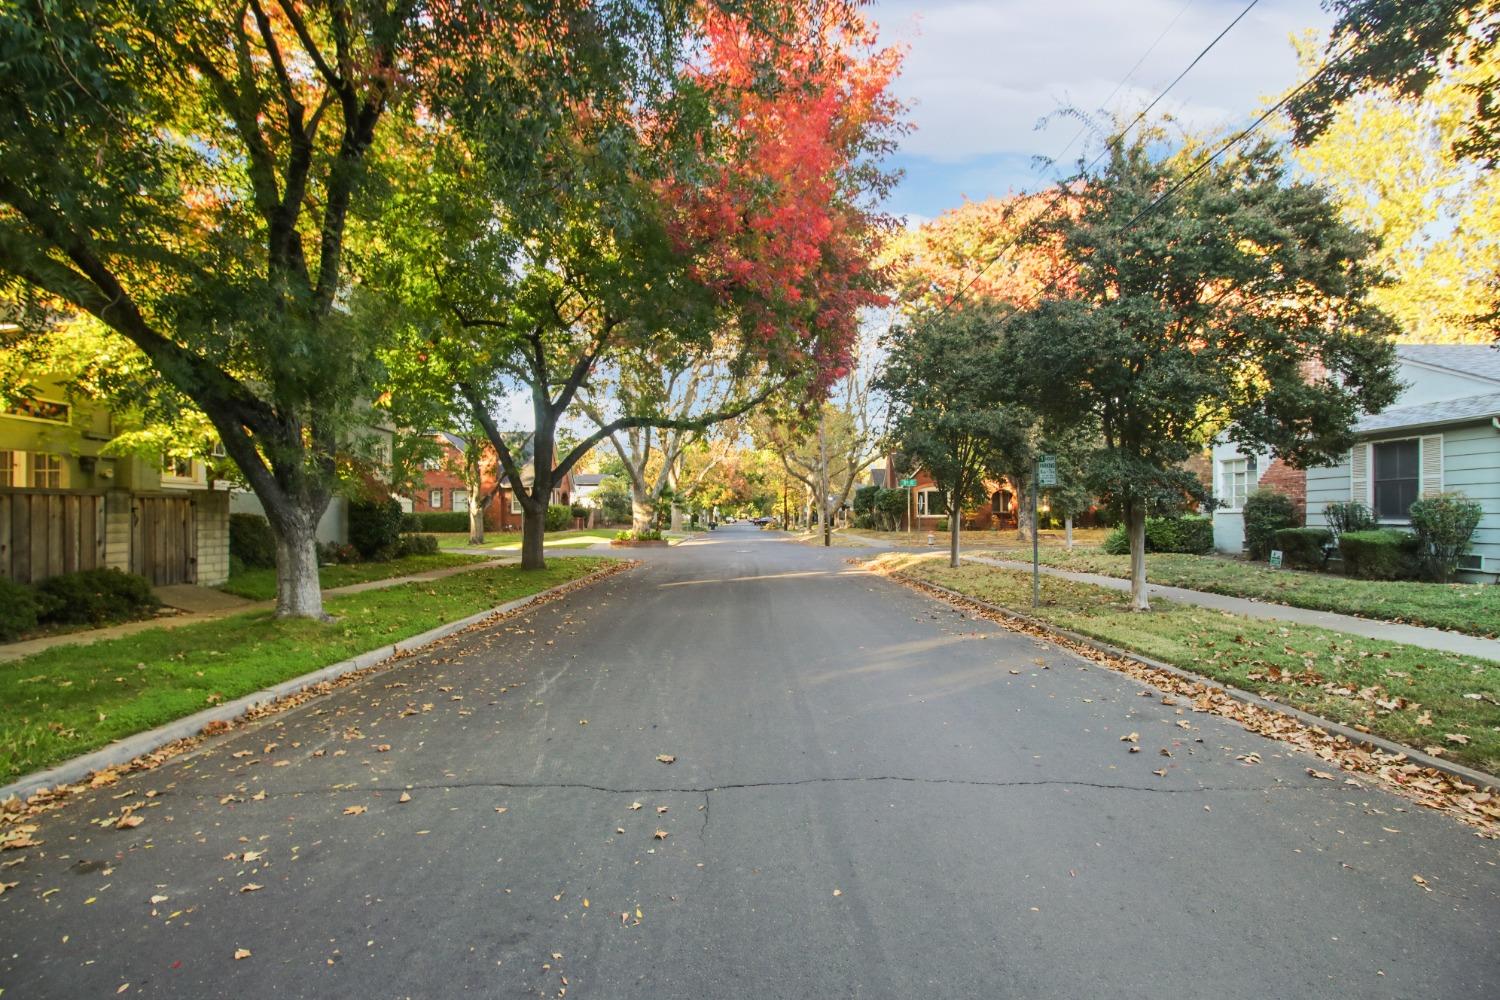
[1012, 136, 1401, 609]
[877, 302, 1023, 567]
[0, 0, 437, 617]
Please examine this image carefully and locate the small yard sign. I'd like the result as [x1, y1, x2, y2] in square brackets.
[1037, 454, 1058, 487]
[1269, 549, 1284, 569]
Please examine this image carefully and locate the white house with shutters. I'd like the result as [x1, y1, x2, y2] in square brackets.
[1211, 345, 1500, 581]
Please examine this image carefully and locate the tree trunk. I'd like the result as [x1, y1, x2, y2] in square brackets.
[1126, 499, 1150, 611]
[520, 504, 546, 570]
[1064, 513, 1074, 551]
[464, 451, 485, 545]
[949, 490, 961, 568]
[1014, 474, 1034, 543]
[631, 492, 655, 534]
[817, 416, 831, 546]
[271, 515, 326, 619]
[468, 500, 485, 546]
[670, 504, 684, 532]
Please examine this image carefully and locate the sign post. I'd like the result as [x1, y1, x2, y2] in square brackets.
[1033, 454, 1057, 608]
[899, 477, 916, 539]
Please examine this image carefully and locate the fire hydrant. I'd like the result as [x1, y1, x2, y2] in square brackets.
[926, 532, 935, 547]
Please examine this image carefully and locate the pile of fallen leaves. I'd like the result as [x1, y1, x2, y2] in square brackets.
[868, 562, 1500, 838]
[0, 560, 637, 835]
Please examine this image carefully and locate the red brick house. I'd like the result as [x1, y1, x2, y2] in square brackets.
[884, 460, 1018, 531]
[410, 432, 576, 531]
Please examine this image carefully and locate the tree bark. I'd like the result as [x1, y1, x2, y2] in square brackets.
[631, 493, 656, 534]
[1014, 473, 1034, 543]
[949, 489, 961, 568]
[464, 448, 485, 545]
[271, 514, 326, 620]
[1126, 498, 1150, 610]
[520, 503, 546, 569]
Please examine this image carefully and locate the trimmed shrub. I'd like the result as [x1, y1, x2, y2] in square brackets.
[1339, 529, 1420, 580]
[1409, 492, 1483, 582]
[1102, 525, 1129, 555]
[317, 541, 361, 565]
[229, 513, 276, 569]
[396, 533, 439, 557]
[349, 497, 404, 560]
[1243, 488, 1299, 561]
[33, 568, 159, 625]
[1323, 501, 1375, 549]
[615, 528, 663, 542]
[570, 504, 588, 520]
[934, 517, 949, 533]
[545, 504, 572, 532]
[1272, 527, 1332, 570]
[0, 577, 40, 640]
[401, 511, 470, 533]
[874, 488, 908, 529]
[852, 485, 879, 517]
[1143, 516, 1214, 554]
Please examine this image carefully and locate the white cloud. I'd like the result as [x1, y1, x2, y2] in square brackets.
[874, 0, 1329, 164]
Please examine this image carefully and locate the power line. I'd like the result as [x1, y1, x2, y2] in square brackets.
[979, 33, 1368, 335]
[932, 0, 1260, 315]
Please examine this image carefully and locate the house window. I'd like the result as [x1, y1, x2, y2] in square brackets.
[1218, 456, 1257, 510]
[29, 452, 63, 489]
[162, 455, 195, 480]
[6, 398, 70, 424]
[510, 493, 524, 515]
[452, 489, 469, 512]
[422, 456, 442, 471]
[916, 489, 946, 517]
[992, 489, 1011, 514]
[1372, 439, 1420, 521]
[428, 488, 443, 509]
[0, 450, 12, 487]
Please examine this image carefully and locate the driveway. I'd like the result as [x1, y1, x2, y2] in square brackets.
[1, 524, 1496, 998]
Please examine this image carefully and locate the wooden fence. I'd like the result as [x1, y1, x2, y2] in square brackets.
[0, 489, 106, 584]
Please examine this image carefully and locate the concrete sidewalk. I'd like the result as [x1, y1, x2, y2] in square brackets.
[0, 557, 516, 663]
[966, 554, 1500, 661]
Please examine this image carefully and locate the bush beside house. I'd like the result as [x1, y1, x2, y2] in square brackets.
[1, 567, 160, 641]
[1243, 488, 1299, 561]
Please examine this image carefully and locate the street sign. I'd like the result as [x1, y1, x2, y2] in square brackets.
[898, 478, 917, 488]
[1037, 454, 1058, 487]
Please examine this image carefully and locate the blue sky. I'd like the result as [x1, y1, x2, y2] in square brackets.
[870, 0, 1335, 221]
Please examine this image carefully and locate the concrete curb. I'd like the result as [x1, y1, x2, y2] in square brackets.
[896, 572, 1500, 793]
[0, 563, 629, 803]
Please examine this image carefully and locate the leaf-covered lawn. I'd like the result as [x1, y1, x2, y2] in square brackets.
[220, 552, 491, 601]
[878, 553, 1500, 775]
[0, 558, 615, 781]
[966, 545, 1500, 638]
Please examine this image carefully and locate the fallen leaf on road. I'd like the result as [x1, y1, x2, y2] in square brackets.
[653, 829, 669, 840]
[399, 791, 412, 803]
[832, 889, 842, 896]
[343, 805, 367, 816]
[1412, 874, 1431, 891]
[629, 802, 642, 811]
[656, 806, 668, 814]
[656, 755, 676, 765]
[578, 720, 588, 726]
[1306, 769, 1336, 781]
[1152, 769, 1167, 777]
[495, 806, 508, 814]
[149, 894, 168, 904]
[0, 881, 17, 896]
[1120, 732, 1139, 743]
[234, 948, 252, 960]
[251, 790, 267, 802]
[116, 812, 143, 830]
[240, 883, 263, 893]
[241, 850, 263, 862]
[375, 744, 392, 753]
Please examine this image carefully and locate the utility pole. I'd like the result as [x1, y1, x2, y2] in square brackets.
[817, 410, 831, 546]
[1032, 455, 1041, 608]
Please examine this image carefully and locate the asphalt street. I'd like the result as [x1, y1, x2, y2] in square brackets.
[1, 524, 1496, 999]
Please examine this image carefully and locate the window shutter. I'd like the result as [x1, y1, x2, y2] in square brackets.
[1350, 445, 1370, 506]
[1420, 435, 1444, 497]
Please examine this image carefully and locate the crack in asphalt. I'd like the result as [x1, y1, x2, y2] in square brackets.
[198, 774, 1302, 799]
[700, 789, 711, 842]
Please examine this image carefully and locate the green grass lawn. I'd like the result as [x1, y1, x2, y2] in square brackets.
[876, 552, 1500, 775]
[433, 529, 617, 551]
[0, 558, 616, 782]
[220, 552, 490, 601]
[966, 545, 1500, 638]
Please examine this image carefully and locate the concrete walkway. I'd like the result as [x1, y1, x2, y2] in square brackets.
[966, 554, 1500, 661]
[0, 558, 516, 663]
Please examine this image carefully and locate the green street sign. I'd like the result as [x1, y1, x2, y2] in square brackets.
[1037, 454, 1058, 487]
[898, 478, 917, 487]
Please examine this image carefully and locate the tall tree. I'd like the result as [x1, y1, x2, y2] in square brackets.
[0, 0, 445, 616]
[1012, 136, 1401, 609]
[394, 0, 902, 569]
[876, 303, 1022, 567]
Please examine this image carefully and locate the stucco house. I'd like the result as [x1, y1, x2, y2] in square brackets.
[1211, 345, 1500, 580]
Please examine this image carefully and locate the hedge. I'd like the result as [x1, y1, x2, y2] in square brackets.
[401, 510, 471, 533]
[1272, 527, 1331, 571]
[1339, 529, 1420, 580]
[32, 568, 160, 625]
[229, 513, 276, 568]
[1104, 516, 1213, 555]
[0, 578, 40, 641]
[546, 504, 572, 532]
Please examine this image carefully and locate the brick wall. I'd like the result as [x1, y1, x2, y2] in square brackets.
[194, 490, 230, 586]
[1257, 458, 1307, 519]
